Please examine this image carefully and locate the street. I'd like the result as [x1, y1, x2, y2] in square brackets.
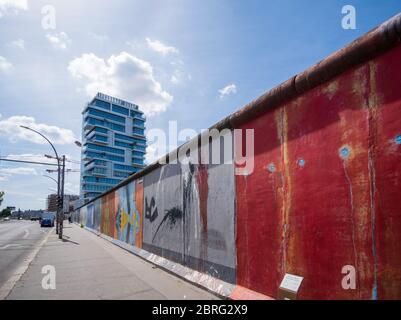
[0, 220, 52, 295]
[1, 222, 219, 300]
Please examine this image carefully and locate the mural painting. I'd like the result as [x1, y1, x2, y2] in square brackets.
[115, 181, 143, 247]
[101, 191, 117, 238]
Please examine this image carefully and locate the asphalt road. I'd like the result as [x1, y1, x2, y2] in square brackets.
[0, 220, 52, 290]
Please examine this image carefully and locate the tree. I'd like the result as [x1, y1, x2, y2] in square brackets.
[0, 207, 11, 218]
[0, 191, 4, 207]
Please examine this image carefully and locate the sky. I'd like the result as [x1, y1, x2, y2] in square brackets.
[0, 0, 400, 210]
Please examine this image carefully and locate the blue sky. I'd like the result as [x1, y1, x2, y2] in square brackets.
[0, 0, 400, 210]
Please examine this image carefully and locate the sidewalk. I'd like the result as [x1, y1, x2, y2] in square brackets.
[6, 223, 219, 300]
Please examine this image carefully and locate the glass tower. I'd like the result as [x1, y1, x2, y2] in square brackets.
[80, 92, 146, 202]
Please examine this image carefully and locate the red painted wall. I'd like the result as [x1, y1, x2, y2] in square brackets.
[372, 45, 401, 300]
[235, 44, 401, 299]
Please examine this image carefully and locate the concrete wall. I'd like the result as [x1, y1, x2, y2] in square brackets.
[235, 44, 401, 300]
[74, 31, 401, 299]
[141, 160, 236, 283]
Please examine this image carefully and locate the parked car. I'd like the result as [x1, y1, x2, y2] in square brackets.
[40, 212, 55, 227]
[3, 217, 10, 221]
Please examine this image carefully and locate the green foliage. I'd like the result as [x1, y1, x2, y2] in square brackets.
[0, 207, 11, 217]
[0, 191, 4, 207]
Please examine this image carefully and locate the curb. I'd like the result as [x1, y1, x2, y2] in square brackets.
[80, 225, 274, 300]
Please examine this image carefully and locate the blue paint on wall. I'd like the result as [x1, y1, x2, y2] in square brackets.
[395, 135, 401, 145]
[372, 286, 378, 300]
[340, 147, 350, 159]
[297, 159, 305, 167]
[267, 163, 276, 173]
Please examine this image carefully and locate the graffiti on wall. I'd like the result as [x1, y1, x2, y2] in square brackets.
[86, 203, 94, 229]
[81, 181, 143, 248]
[145, 197, 158, 222]
[114, 180, 143, 247]
[141, 158, 236, 283]
[101, 192, 116, 238]
[151, 206, 183, 243]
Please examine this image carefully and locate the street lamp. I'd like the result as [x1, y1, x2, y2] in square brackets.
[19, 125, 64, 238]
[43, 174, 58, 184]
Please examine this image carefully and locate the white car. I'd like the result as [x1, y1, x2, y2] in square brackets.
[3, 217, 10, 221]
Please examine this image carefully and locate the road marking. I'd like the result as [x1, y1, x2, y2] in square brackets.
[0, 244, 22, 250]
[0, 227, 54, 300]
[23, 229, 30, 239]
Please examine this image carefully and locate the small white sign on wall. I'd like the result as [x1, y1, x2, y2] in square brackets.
[279, 273, 304, 294]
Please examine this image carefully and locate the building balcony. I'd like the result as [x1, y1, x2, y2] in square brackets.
[84, 111, 126, 126]
[82, 152, 93, 161]
[81, 184, 111, 193]
[132, 133, 146, 140]
[85, 167, 108, 177]
[132, 146, 146, 153]
[88, 136, 109, 145]
[83, 122, 95, 131]
[132, 114, 145, 121]
[84, 159, 108, 170]
[85, 130, 96, 140]
[132, 123, 145, 128]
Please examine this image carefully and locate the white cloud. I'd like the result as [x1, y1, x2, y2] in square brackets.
[218, 84, 237, 98]
[8, 38, 25, 50]
[0, 164, 38, 186]
[46, 32, 71, 50]
[170, 69, 191, 85]
[0, 56, 13, 73]
[145, 144, 158, 165]
[146, 38, 179, 56]
[125, 40, 140, 51]
[0, 167, 37, 176]
[0, 0, 28, 17]
[0, 115, 78, 145]
[88, 32, 108, 42]
[68, 51, 173, 116]
[170, 74, 180, 84]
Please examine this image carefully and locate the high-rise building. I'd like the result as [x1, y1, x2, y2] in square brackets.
[47, 194, 79, 213]
[46, 194, 58, 212]
[80, 92, 146, 202]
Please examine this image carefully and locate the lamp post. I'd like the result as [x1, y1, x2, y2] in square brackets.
[59, 155, 65, 239]
[43, 174, 58, 184]
[43, 156, 66, 239]
[19, 126, 64, 237]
